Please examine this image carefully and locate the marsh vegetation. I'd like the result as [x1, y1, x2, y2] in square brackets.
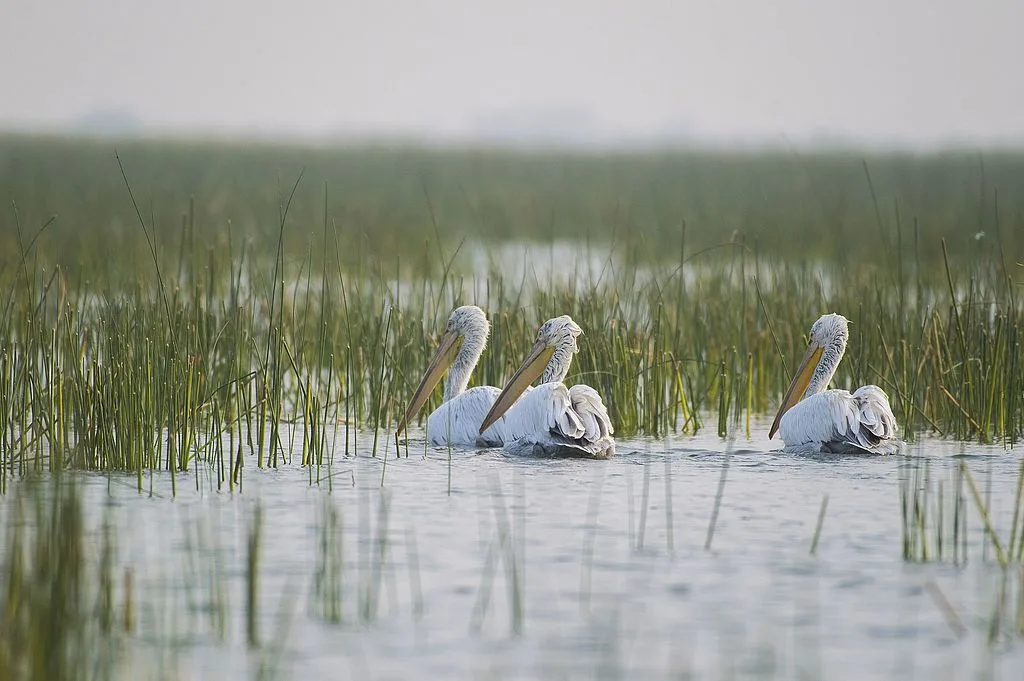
[1, 135, 1023, 475]
[0, 134, 1023, 679]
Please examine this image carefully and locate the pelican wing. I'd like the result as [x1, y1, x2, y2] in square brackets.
[425, 385, 501, 447]
[778, 386, 898, 455]
[500, 383, 615, 458]
[498, 383, 571, 440]
[567, 384, 614, 440]
[848, 385, 898, 449]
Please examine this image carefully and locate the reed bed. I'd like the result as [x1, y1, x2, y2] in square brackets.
[1, 134, 1023, 478]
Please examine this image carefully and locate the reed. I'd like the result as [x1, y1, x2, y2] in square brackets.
[899, 456, 1024, 566]
[1, 134, 1024, 480]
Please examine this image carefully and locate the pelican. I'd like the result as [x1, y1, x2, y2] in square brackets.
[478, 315, 615, 458]
[395, 305, 513, 447]
[769, 313, 899, 454]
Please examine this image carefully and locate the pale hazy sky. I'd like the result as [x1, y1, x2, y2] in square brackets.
[3, 0, 1022, 143]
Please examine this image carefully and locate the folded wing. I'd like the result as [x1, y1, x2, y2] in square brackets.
[500, 383, 615, 457]
[779, 386, 898, 454]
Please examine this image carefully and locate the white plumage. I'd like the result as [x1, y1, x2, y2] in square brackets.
[776, 386, 899, 455]
[770, 314, 899, 455]
[425, 385, 502, 447]
[396, 306, 519, 448]
[479, 316, 615, 458]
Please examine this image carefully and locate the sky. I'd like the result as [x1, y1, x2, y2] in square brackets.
[2, 0, 1023, 144]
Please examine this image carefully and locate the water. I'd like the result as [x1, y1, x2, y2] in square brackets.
[10, 423, 1024, 680]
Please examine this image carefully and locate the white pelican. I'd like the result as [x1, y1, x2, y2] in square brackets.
[478, 315, 615, 458]
[395, 305, 513, 447]
[769, 313, 899, 454]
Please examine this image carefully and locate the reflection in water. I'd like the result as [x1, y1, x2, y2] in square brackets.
[2, 426, 1021, 680]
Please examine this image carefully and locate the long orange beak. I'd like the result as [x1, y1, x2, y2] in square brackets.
[768, 343, 823, 439]
[478, 340, 554, 434]
[395, 329, 461, 437]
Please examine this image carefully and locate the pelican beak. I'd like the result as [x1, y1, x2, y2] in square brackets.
[479, 340, 554, 434]
[768, 343, 824, 439]
[396, 329, 461, 437]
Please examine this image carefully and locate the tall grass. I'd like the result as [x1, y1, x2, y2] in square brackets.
[1, 134, 1023, 478]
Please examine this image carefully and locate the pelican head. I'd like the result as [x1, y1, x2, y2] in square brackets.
[396, 305, 490, 436]
[478, 315, 583, 434]
[768, 313, 850, 439]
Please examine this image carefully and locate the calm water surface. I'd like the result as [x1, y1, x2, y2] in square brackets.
[38, 422, 1024, 680]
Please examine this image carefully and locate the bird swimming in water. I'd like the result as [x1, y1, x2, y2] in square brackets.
[479, 315, 614, 458]
[769, 313, 899, 454]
